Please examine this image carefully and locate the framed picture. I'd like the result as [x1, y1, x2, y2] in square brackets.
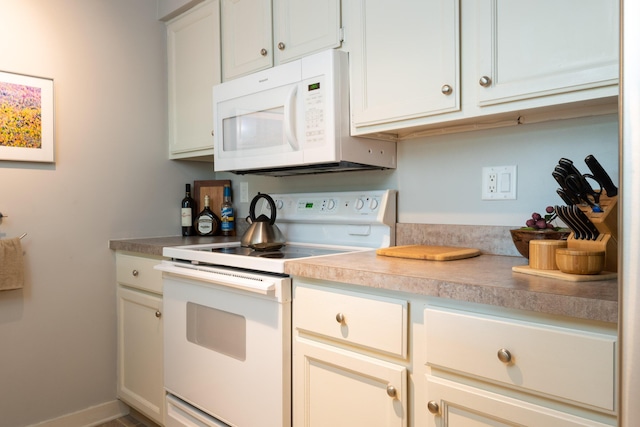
[0, 71, 54, 163]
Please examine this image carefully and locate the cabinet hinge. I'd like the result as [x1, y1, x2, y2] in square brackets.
[339, 27, 345, 43]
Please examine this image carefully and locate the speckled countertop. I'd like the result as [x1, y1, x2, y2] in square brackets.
[284, 250, 618, 323]
[109, 232, 618, 324]
[108, 235, 241, 256]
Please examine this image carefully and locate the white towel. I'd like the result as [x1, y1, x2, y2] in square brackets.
[0, 237, 25, 291]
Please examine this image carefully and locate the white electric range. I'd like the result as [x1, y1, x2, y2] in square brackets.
[156, 189, 396, 427]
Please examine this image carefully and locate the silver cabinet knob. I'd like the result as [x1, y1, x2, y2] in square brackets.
[497, 348, 512, 364]
[427, 400, 440, 414]
[386, 385, 397, 398]
[335, 312, 345, 324]
[479, 76, 492, 87]
[260, 48, 268, 56]
[441, 84, 453, 95]
[155, 311, 162, 318]
[277, 42, 285, 50]
[211, 130, 214, 136]
[132, 269, 139, 277]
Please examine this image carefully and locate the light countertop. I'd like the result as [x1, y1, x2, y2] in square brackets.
[284, 250, 618, 323]
[109, 236, 618, 323]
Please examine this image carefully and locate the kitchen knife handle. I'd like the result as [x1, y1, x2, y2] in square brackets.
[585, 154, 618, 197]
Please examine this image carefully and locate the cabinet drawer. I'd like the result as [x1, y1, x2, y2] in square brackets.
[425, 306, 616, 411]
[294, 283, 408, 358]
[116, 252, 164, 294]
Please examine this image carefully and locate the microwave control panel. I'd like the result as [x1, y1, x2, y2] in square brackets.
[303, 77, 326, 144]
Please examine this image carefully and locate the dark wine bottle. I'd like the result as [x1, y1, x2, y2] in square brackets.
[181, 183, 196, 236]
[194, 194, 221, 236]
[220, 184, 235, 236]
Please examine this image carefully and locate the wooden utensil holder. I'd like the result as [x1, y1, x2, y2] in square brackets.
[569, 194, 618, 272]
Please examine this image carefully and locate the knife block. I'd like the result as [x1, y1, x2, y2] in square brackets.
[569, 194, 618, 272]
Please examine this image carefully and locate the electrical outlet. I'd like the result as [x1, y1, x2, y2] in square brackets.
[482, 166, 517, 200]
[240, 182, 249, 203]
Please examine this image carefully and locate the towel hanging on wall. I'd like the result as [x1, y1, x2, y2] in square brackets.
[0, 237, 25, 291]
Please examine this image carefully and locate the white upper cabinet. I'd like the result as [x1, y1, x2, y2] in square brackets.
[347, 0, 460, 131]
[475, 0, 619, 107]
[220, 0, 273, 80]
[167, 0, 221, 159]
[221, 0, 342, 81]
[346, 0, 619, 140]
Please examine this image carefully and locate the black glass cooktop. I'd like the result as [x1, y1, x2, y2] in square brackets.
[204, 245, 350, 260]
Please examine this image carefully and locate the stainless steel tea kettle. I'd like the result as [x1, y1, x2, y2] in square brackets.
[241, 193, 286, 250]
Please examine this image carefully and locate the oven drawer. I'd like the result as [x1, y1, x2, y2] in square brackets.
[116, 252, 163, 294]
[294, 282, 408, 358]
[425, 306, 616, 410]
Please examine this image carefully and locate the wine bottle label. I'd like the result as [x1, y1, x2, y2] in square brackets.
[181, 208, 192, 226]
[196, 218, 213, 234]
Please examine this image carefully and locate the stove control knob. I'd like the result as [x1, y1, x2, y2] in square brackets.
[355, 198, 365, 210]
[369, 198, 379, 210]
[275, 199, 284, 210]
[327, 199, 336, 210]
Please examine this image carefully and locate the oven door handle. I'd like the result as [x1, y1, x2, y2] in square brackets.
[155, 262, 276, 295]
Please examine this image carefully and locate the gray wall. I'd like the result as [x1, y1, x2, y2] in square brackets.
[0, 1, 618, 426]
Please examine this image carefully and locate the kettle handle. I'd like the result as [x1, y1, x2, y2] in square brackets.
[249, 193, 277, 225]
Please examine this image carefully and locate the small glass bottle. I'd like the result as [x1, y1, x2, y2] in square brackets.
[193, 195, 220, 236]
[181, 183, 196, 236]
[220, 185, 235, 236]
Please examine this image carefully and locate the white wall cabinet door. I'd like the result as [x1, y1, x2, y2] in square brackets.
[273, 0, 341, 64]
[294, 338, 407, 427]
[117, 286, 164, 425]
[475, 0, 619, 107]
[220, 0, 273, 81]
[347, 0, 460, 131]
[221, 0, 341, 81]
[424, 376, 613, 427]
[167, 0, 220, 160]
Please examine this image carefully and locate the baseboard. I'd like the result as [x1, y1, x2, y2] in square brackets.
[26, 400, 130, 427]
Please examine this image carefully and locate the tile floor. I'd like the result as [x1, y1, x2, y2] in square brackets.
[95, 413, 159, 427]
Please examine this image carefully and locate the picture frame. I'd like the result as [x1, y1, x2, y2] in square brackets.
[0, 71, 54, 163]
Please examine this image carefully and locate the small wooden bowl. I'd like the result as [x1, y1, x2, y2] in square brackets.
[555, 249, 605, 275]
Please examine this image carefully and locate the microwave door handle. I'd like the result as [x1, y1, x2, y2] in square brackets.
[284, 85, 299, 150]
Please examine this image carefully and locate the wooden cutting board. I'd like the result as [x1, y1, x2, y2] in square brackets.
[376, 245, 481, 261]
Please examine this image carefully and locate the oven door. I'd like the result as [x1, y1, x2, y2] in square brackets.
[158, 262, 291, 427]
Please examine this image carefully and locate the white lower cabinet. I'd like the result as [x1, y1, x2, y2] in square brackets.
[116, 252, 165, 425]
[293, 279, 408, 427]
[292, 277, 617, 427]
[295, 338, 407, 427]
[424, 376, 612, 427]
[422, 305, 617, 427]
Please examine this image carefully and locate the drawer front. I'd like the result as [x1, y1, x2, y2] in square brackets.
[425, 306, 616, 411]
[294, 283, 407, 358]
[116, 252, 164, 294]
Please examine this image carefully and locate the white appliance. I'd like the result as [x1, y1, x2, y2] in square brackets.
[157, 190, 396, 427]
[212, 49, 396, 176]
[620, 2, 640, 425]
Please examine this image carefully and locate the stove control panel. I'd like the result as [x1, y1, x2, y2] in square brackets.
[261, 190, 396, 226]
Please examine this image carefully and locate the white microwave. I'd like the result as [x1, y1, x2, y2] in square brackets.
[212, 50, 396, 176]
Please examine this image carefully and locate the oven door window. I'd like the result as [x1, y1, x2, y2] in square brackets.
[186, 302, 246, 361]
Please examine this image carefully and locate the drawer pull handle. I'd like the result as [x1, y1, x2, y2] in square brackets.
[132, 269, 139, 277]
[497, 348, 513, 364]
[386, 385, 397, 398]
[335, 312, 345, 324]
[155, 311, 162, 318]
[427, 400, 440, 414]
